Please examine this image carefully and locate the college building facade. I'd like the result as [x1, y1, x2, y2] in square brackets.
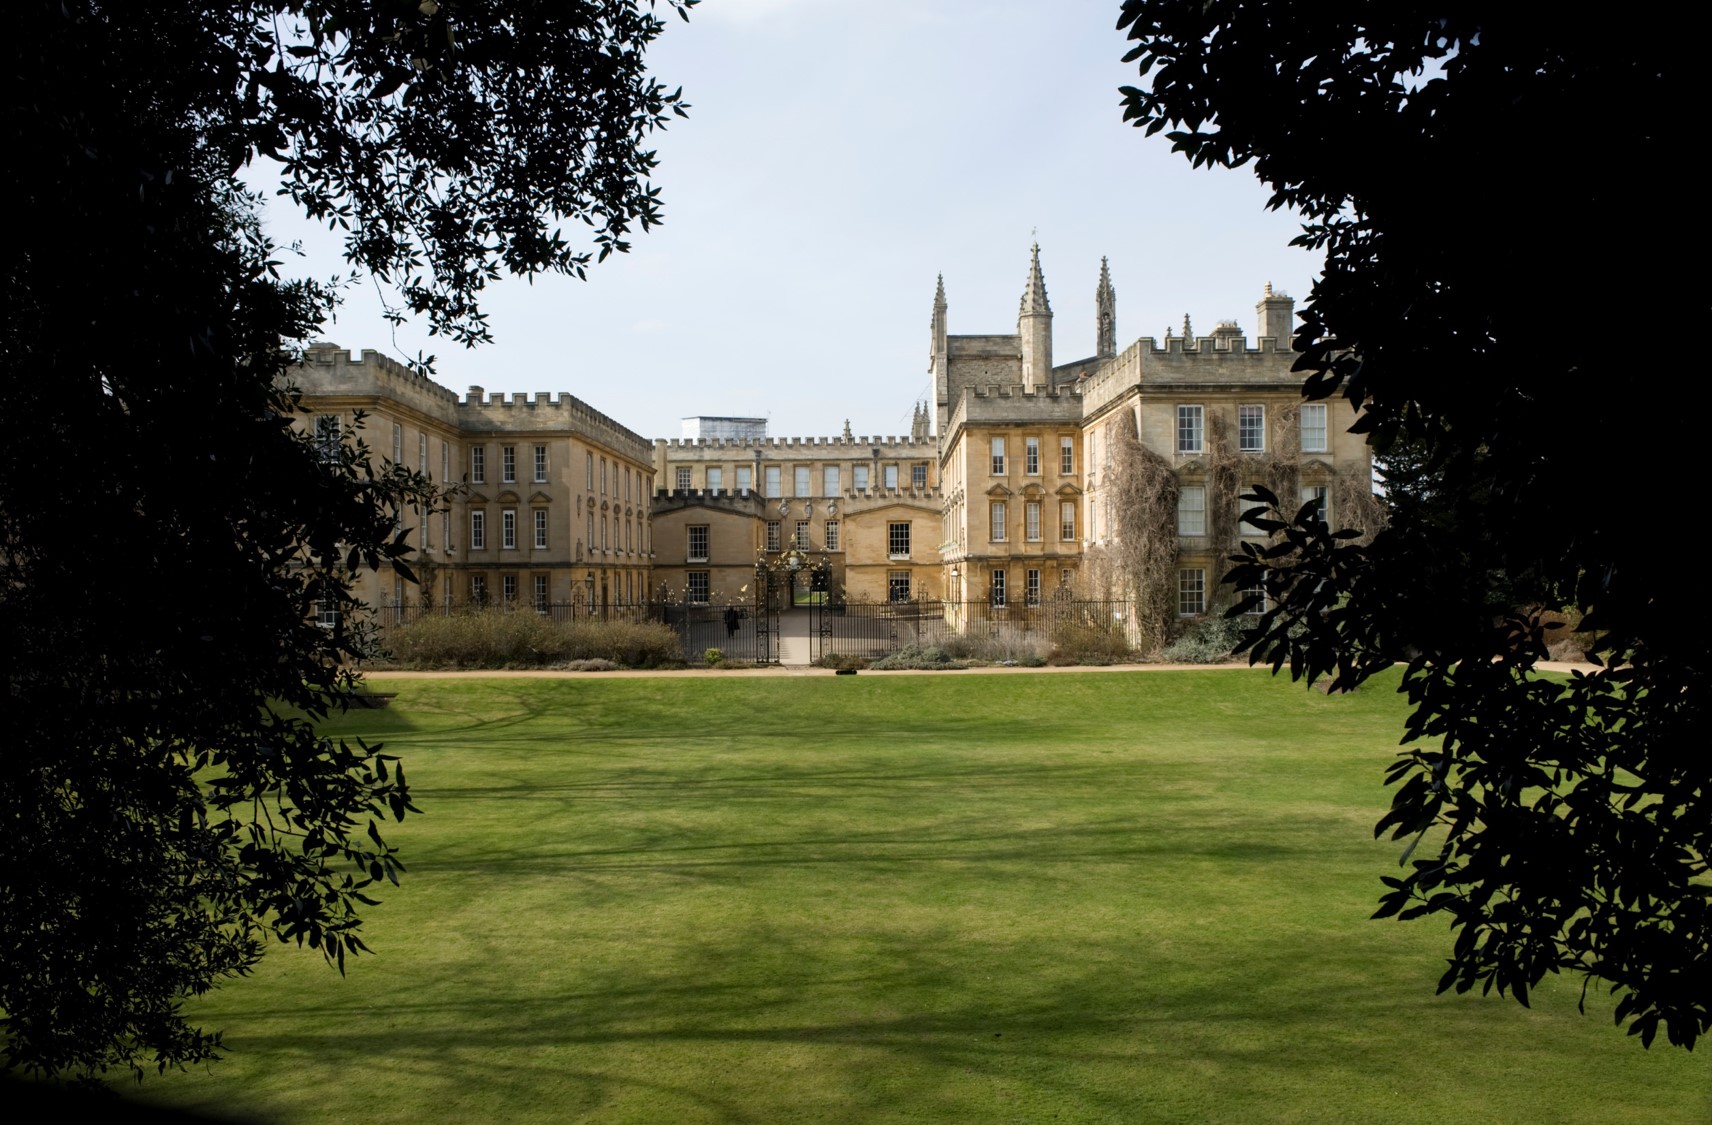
[649, 409, 943, 608]
[292, 246, 1370, 627]
[931, 246, 1369, 618]
[291, 343, 656, 617]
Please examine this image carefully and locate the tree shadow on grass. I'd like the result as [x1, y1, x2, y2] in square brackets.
[416, 813, 1307, 886]
[142, 924, 1669, 1124]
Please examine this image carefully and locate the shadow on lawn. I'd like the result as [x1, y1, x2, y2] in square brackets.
[421, 753, 1130, 800]
[401, 746, 1312, 894]
[360, 673, 1162, 750]
[142, 676, 1709, 1121]
[167, 929, 1493, 1123]
[417, 813, 1305, 887]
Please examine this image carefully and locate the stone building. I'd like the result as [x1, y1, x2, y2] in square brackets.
[289, 343, 656, 616]
[933, 249, 1089, 608]
[650, 414, 942, 607]
[292, 245, 1372, 637]
[933, 245, 1369, 617]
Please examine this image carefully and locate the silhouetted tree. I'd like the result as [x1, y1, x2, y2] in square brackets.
[1, 0, 692, 1080]
[1121, 2, 1706, 1048]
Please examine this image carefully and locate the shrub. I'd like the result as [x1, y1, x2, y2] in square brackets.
[869, 645, 968, 671]
[816, 653, 870, 670]
[1537, 606, 1598, 663]
[1160, 615, 1249, 664]
[383, 609, 548, 667]
[704, 647, 725, 666]
[937, 632, 1052, 666]
[1048, 619, 1134, 665]
[386, 610, 682, 669]
[568, 620, 683, 668]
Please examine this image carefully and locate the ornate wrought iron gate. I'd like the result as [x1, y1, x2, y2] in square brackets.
[807, 557, 833, 664]
[751, 559, 780, 664]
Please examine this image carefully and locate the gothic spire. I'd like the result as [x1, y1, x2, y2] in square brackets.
[1019, 242, 1052, 317]
[1095, 256, 1116, 357]
[931, 273, 948, 360]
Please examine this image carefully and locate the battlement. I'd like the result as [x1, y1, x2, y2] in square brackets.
[967, 381, 1083, 401]
[292, 342, 460, 411]
[845, 486, 943, 503]
[655, 435, 936, 452]
[458, 386, 649, 458]
[1127, 333, 1291, 356]
[1077, 332, 1299, 416]
[936, 381, 1083, 447]
[651, 485, 942, 510]
[945, 381, 1083, 432]
[649, 488, 770, 514]
[292, 342, 650, 460]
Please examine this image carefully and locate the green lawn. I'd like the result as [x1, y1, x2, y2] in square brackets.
[137, 670, 1709, 1122]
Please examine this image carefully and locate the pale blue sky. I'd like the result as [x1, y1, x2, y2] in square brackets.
[260, 0, 1319, 440]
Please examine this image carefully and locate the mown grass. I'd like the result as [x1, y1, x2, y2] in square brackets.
[135, 670, 1709, 1122]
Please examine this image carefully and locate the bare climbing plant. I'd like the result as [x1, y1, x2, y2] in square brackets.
[1263, 402, 1302, 507]
[1203, 412, 1242, 608]
[1333, 467, 1389, 545]
[1099, 408, 1179, 650]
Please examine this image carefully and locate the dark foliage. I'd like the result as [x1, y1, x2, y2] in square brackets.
[1121, 3, 1706, 1047]
[1, 0, 691, 1081]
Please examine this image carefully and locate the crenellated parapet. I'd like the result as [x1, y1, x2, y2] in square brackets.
[649, 488, 772, 516]
[290, 342, 651, 461]
[655, 435, 936, 452]
[459, 386, 650, 461]
[966, 382, 1084, 403]
[942, 380, 1083, 443]
[650, 484, 943, 512]
[1077, 331, 1298, 418]
[290, 342, 460, 419]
